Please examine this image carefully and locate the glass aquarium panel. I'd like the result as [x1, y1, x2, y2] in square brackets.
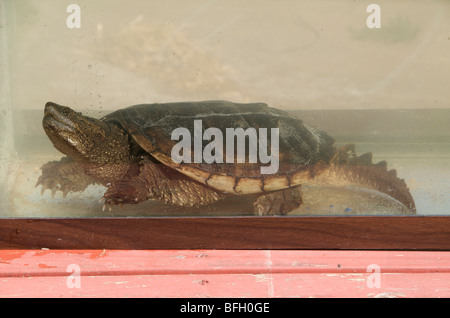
[1, 0, 449, 217]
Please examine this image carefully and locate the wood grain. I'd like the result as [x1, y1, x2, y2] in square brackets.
[1, 216, 449, 250]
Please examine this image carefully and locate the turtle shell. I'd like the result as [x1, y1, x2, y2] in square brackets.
[102, 101, 336, 194]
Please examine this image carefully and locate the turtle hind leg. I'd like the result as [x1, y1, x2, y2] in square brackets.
[253, 186, 302, 216]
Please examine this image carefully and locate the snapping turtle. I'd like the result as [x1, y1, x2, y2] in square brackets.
[38, 101, 416, 215]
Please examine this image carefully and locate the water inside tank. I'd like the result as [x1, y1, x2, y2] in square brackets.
[1, 0, 449, 217]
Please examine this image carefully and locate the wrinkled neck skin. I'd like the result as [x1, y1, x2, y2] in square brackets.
[43, 102, 131, 183]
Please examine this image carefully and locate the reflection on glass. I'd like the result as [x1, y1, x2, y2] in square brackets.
[1, 0, 449, 217]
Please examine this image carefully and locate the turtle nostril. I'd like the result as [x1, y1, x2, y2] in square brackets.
[45, 101, 59, 110]
[44, 102, 60, 116]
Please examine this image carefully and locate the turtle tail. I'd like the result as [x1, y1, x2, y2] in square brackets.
[312, 144, 416, 213]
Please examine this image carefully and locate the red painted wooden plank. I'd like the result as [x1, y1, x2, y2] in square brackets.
[1, 272, 450, 298]
[272, 273, 450, 298]
[1, 250, 450, 277]
[0, 274, 272, 298]
[0, 250, 449, 297]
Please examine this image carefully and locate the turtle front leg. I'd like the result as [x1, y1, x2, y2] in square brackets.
[102, 156, 224, 210]
[36, 156, 96, 197]
[101, 161, 149, 210]
[253, 186, 303, 216]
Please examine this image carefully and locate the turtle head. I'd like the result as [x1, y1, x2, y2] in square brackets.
[43, 102, 107, 159]
[43, 102, 129, 166]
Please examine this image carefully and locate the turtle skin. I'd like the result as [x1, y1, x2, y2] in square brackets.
[37, 101, 416, 215]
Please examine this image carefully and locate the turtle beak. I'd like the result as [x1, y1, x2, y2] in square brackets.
[43, 102, 95, 157]
[43, 102, 78, 133]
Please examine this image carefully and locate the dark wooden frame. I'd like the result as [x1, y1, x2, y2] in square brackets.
[1, 216, 449, 250]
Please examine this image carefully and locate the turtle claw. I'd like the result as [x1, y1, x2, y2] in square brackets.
[101, 180, 137, 211]
[101, 203, 112, 212]
[37, 174, 59, 197]
[101, 190, 122, 211]
[101, 198, 115, 212]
